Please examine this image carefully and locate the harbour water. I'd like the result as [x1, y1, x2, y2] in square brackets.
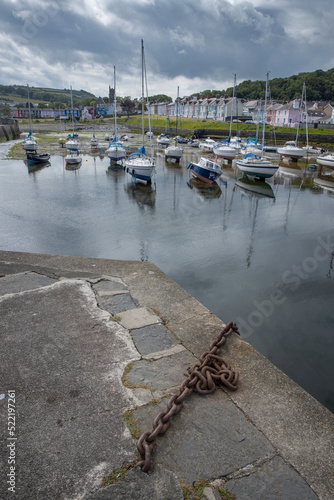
[1, 143, 333, 412]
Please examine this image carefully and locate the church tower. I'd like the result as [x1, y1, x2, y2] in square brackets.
[109, 85, 115, 104]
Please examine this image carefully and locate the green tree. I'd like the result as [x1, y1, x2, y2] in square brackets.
[120, 97, 136, 116]
[0, 104, 12, 117]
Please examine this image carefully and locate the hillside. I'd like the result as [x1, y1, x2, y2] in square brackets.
[0, 85, 96, 106]
[1, 67, 334, 106]
[191, 68, 334, 102]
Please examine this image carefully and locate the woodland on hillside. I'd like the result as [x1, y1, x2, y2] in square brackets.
[1, 68, 334, 106]
[199, 68, 334, 102]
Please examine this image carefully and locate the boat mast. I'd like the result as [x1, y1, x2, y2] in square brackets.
[176, 86, 179, 137]
[303, 82, 308, 149]
[27, 84, 32, 134]
[113, 66, 118, 142]
[142, 39, 153, 155]
[70, 86, 75, 136]
[261, 72, 269, 158]
[229, 74, 236, 141]
[141, 39, 145, 149]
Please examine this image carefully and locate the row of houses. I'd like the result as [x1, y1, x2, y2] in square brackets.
[5, 93, 334, 127]
[160, 95, 333, 127]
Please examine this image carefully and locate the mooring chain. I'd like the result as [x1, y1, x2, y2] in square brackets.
[136, 321, 240, 472]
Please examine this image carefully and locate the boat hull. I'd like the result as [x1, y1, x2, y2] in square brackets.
[22, 141, 37, 152]
[125, 155, 155, 182]
[316, 155, 334, 169]
[164, 146, 183, 161]
[236, 159, 278, 179]
[213, 146, 237, 160]
[277, 146, 304, 160]
[107, 146, 126, 160]
[26, 153, 50, 165]
[187, 158, 222, 184]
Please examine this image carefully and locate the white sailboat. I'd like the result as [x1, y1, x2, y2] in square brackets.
[236, 72, 279, 179]
[65, 86, 80, 152]
[277, 83, 305, 160]
[106, 66, 126, 162]
[214, 74, 240, 160]
[65, 86, 82, 166]
[125, 40, 155, 183]
[58, 106, 67, 147]
[165, 86, 183, 162]
[22, 84, 37, 152]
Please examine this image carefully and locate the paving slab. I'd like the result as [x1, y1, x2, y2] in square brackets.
[131, 323, 180, 355]
[132, 391, 276, 484]
[97, 292, 137, 314]
[125, 350, 197, 390]
[0, 271, 56, 296]
[117, 306, 160, 329]
[225, 456, 318, 500]
[92, 278, 128, 295]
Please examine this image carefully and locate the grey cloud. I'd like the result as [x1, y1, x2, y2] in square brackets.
[0, 0, 334, 96]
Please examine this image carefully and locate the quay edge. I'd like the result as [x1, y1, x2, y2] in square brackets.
[0, 250, 333, 500]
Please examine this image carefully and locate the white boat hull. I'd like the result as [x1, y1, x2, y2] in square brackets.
[65, 139, 80, 151]
[125, 154, 155, 181]
[213, 146, 237, 160]
[236, 157, 279, 179]
[277, 146, 304, 160]
[22, 141, 37, 151]
[164, 146, 183, 160]
[316, 154, 334, 169]
[107, 145, 126, 160]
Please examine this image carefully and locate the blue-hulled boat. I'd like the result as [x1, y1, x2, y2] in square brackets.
[26, 153, 50, 165]
[187, 157, 222, 184]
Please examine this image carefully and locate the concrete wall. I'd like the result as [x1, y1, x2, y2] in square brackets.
[0, 118, 20, 141]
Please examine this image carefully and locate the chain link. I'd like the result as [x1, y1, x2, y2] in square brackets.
[136, 321, 240, 472]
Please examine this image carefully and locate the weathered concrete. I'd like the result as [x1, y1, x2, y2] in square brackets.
[225, 456, 318, 500]
[132, 391, 276, 484]
[0, 250, 333, 500]
[84, 466, 184, 500]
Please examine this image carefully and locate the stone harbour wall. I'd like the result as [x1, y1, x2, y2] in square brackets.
[0, 119, 20, 141]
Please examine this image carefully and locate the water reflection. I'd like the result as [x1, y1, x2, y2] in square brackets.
[124, 182, 156, 212]
[187, 178, 222, 198]
[26, 162, 51, 175]
[235, 176, 275, 199]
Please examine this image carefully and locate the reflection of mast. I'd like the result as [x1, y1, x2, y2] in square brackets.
[326, 251, 334, 279]
[140, 240, 149, 261]
[246, 198, 259, 268]
[222, 184, 236, 232]
[283, 178, 304, 233]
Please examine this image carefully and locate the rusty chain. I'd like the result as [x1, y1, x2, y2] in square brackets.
[136, 321, 240, 472]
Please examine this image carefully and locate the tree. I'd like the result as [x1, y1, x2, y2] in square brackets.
[0, 104, 12, 118]
[121, 97, 136, 116]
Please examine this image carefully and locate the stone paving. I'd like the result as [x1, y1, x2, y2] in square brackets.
[0, 252, 333, 500]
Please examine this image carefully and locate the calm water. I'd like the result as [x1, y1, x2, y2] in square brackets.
[1, 141, 333, 412]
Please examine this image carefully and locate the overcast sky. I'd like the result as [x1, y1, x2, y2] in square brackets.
[1, 0, 333, 100]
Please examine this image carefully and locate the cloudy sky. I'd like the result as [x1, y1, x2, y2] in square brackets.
[1, 0, 333, 100]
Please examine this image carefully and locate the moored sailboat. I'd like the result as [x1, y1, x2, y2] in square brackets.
[125, 40, 155, 183]
[236, 73, 279, 180]
[22, 85, 37, 152]
[165, 86, 183, 162]
[106, 66, 126, 163]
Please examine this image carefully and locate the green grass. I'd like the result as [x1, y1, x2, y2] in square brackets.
[117, 115, 334, 136]
[101, 464, 133, 488]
